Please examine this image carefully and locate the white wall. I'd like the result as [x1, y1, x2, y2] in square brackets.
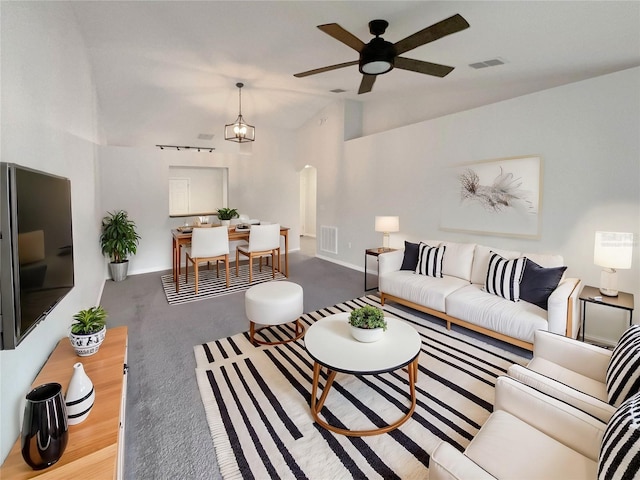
[0, 2, 104, 461]
[299, 68, 640, 345]
[99, 127, 300, 276]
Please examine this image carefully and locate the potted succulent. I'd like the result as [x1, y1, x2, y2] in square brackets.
[69, 306, 108, 356]
[348, 305, 388, 343]
[100, 210, 141, 281]
[216, 208, 239, 226]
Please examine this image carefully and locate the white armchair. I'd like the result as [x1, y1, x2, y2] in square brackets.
[507, 330, 615, 422]
[429, 376, 606, 480]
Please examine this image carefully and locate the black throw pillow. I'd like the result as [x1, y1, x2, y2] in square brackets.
[400, 241, 420, 271]
[519, 258, 567, 310]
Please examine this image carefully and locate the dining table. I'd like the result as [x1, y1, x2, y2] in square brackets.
[171, 226, 290, 292]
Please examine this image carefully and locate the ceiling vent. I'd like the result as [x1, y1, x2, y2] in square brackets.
[469, 58, 507, 69]
[197, 133, 214, 140]
[330, 89, 347, 93]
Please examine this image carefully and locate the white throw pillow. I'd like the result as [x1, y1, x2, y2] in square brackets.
[440, 242, 475, 282]
[485, 252, 526, 302]
[415, 243, 445, 278]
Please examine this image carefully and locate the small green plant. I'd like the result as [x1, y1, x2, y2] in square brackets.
[348, 305, 387, 330]
[217, 208, 239, 221]
[100, 210, 141, 263]
[71, 306, 107, 335]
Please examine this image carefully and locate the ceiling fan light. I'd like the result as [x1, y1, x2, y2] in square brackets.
[362, 60, 393, 75]
[359, 38, 395, 75]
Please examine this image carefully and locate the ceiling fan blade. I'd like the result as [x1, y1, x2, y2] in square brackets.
[318, 23, 366, 52]
[395, 57, 455, 77]
[394, 14, 470, 55]
[294, 60, 359, 78]
[358, 74, 376, 94]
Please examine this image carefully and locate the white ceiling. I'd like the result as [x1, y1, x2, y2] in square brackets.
[69, 1, 640, 147]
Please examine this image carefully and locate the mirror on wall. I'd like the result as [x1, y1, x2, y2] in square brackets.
[169, 166, 228, 217]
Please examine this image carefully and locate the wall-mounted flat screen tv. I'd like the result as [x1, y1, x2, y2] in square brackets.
[0, 163, 74, 349]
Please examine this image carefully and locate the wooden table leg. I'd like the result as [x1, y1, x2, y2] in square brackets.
[310, 355, 418, 437]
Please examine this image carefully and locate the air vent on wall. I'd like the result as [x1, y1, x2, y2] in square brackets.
[469, 57, 507, 69]
[320, 226, 338, 254]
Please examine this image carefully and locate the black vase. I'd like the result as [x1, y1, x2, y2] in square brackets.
[21, 383, 69, 470]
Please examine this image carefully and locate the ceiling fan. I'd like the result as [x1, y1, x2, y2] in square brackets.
[294, 14, 470, 94]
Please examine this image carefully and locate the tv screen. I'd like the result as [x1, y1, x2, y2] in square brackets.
[1, 163, 74, 349]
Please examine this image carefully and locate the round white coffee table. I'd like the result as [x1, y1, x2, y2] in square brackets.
[304, 312, 421, 436]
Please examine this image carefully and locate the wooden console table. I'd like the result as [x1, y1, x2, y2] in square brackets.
[1, 326, 128, 479]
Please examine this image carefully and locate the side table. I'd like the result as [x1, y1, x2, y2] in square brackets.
[365, 247, 397, 291]
[579, 285, 634, 342]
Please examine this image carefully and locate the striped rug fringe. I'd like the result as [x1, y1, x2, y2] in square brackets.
[194, 295, 528, 479]
[161, 263, 285, 305]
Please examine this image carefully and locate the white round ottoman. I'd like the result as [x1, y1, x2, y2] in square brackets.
[245, 281, 304, 345]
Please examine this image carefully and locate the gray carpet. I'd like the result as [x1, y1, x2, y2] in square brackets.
[100, 248, 531, 479]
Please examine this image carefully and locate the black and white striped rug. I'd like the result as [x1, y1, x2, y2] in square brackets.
[194, 295, 528, 479]
[161, 264, 286, 305]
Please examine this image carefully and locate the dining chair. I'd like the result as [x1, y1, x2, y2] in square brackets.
[185, 226, 230, 294]
[236, 223, 280, 283]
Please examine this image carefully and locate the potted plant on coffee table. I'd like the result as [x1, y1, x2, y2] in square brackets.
[69, 306, 108, 356]
[348, 305, 388, 343]
[216, 208, 239, 226]
[100, 210, 141, 281]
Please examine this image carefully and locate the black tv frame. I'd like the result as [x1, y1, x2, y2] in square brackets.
[0, 163, 75, 349]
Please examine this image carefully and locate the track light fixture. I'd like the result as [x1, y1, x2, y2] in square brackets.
[225, 83, 255, 143]
[156, 145, 215, 152]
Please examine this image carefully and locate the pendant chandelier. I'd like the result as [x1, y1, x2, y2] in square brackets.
[225, 82, 255, 143]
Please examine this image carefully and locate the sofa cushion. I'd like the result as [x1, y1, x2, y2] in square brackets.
[441, 241, 475, 282]
[466, 410, 597, 480]
[415, 243, 445, 278]
[470, 245, 522, 286]
[519, 258, 567, 310]
[606, 325, 640, 406]
[446, 284, 547, 343]
[400, 241, 420, 271]
[485, 252, 526, 302]
[598, 392, 640, 480]
[379, 270, 468, 313]
[524, 252, 565, 268]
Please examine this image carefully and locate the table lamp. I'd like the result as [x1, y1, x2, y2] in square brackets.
[375, 216, 399, 251]
[593, 231, 633, 297]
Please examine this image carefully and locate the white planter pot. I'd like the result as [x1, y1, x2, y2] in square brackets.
[220, 219, 231, 226]
[69, 327, 107, 356]
[349, 325, 384, 343]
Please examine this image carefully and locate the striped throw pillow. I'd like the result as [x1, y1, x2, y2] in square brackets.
[485, 252, 526, 302]
[415, 243, 445, 278]
[598, 391, 640, 480]
[606, 325, 640, 407]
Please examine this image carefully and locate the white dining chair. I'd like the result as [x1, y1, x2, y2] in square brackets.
[236, 223, 280, 283]
[185, 226, 230, 293]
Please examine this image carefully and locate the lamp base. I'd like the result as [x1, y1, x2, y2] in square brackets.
[600, 268, 619, 297]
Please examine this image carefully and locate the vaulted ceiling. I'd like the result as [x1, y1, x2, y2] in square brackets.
[69, 1, 640, 148]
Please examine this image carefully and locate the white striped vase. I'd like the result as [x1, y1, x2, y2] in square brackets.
[65, 362, 95, 425]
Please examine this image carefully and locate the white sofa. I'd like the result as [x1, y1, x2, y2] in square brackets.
[378, 241, 582, 350]
[429, 376, 606, 480]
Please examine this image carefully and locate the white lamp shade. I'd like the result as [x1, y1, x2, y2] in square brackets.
[594, 232, 633, 269]
[375, 216, 399, 233]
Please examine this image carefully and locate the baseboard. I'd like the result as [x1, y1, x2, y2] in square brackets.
[315, 254, 363, 273]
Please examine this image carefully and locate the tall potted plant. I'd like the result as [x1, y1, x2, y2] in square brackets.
[100, 210, 141, 281]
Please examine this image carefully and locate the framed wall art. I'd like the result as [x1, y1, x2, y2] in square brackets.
[440, 155, 542, 238]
